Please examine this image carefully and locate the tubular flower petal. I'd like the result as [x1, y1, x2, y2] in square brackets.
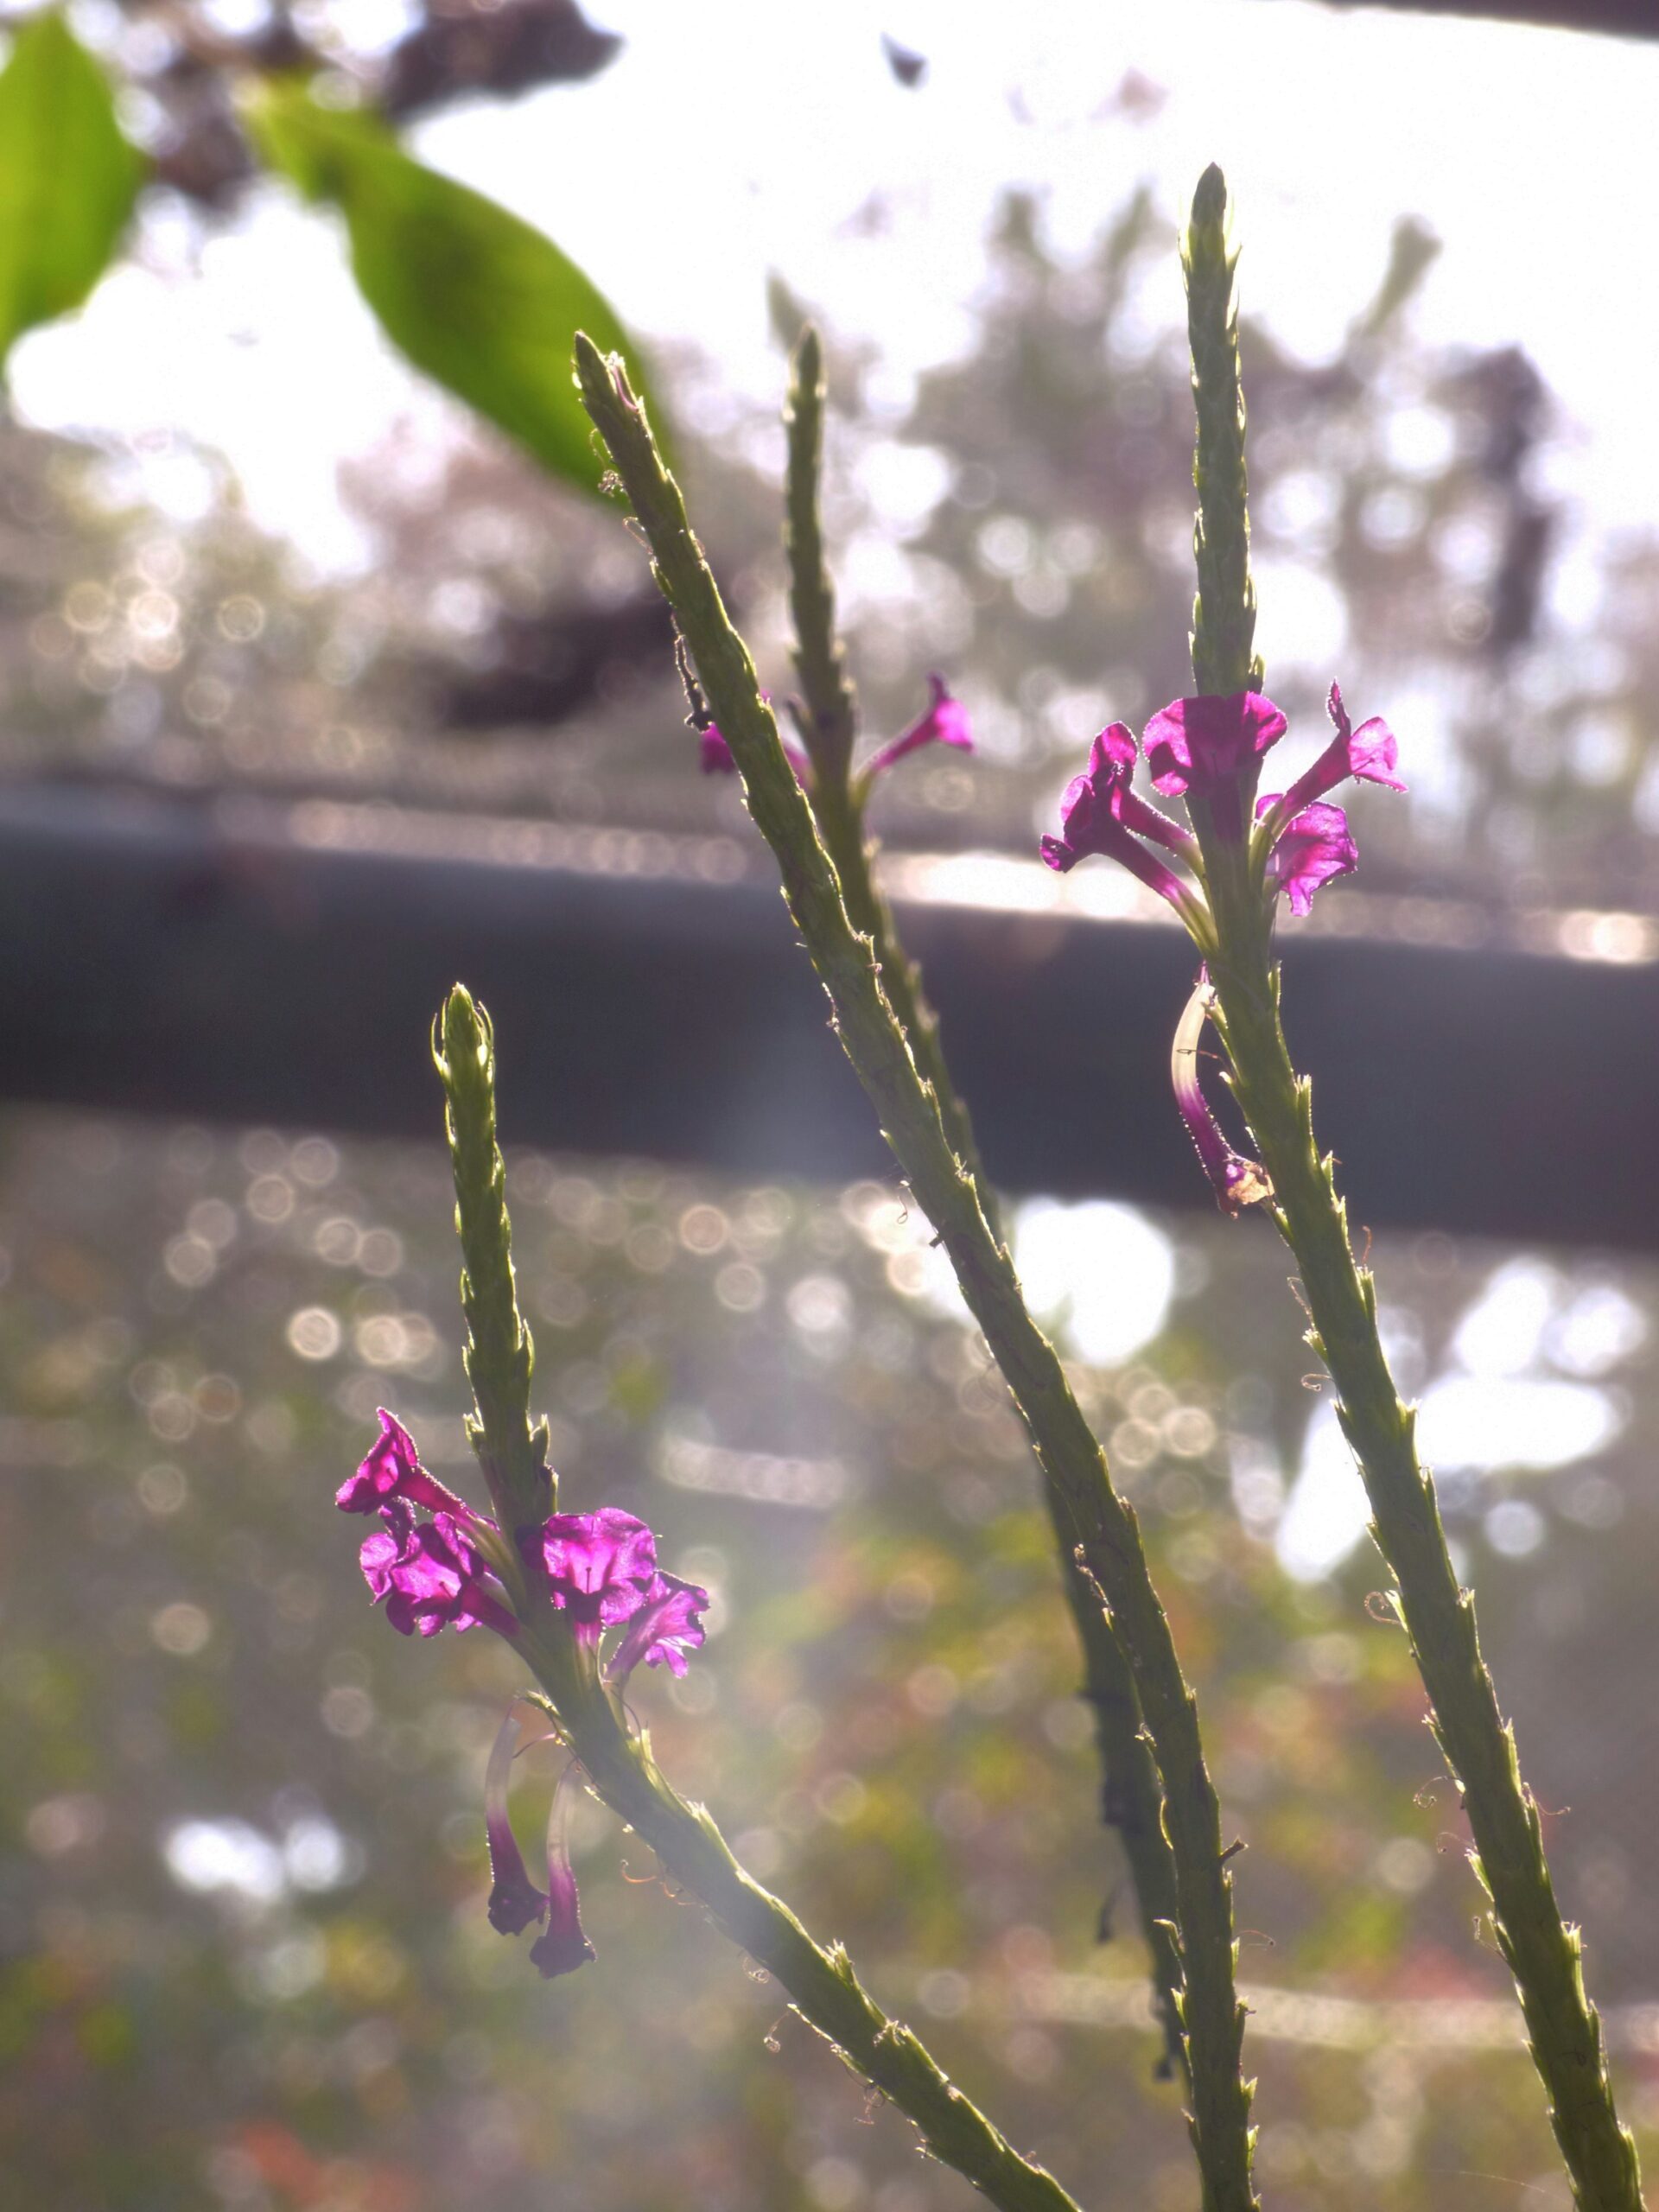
[358, 1492, 518, 1640]
[861, 673, 974, 779]
[336, 1408, 474, 1519]
[529, 1764, 595, 1980]
[1171, 976, 1272, 1216]
[1260, 798, 1358, 918]
[606, 1571, 710, 1683]
[538, 1507, 658, 1643]
[1268, 682, 1407, 830]
[485, 1709, 549, 1937]
[1039, 722, 1201, 918]
[1145, 690, 1287, 837]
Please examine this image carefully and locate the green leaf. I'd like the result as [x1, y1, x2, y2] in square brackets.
[245, 85, 665, 497]
[0, 11, 145, 368]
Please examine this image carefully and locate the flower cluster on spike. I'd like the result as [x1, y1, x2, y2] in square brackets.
[698, 671, 971, 787]
[340, 1412, 710, 1980]
[1041, 683, 1402, 920]
[1041, 683, 1403, 1208]
[339, 1410, 709, 1678]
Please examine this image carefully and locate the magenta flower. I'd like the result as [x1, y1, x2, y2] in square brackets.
[1040, 723, 1203, 921]
[359, 1497, 517, 1640]
[538, 1506, 658, 1643]
[336, 1408, 472, 1519]
[485, 1708, 549, 1936]
[1171, 976, 1272, 1216]
[860, 673, 974, 779]
[1144, 691, 1288, 799]
[1145, 690, 1288, 838]
[1268, 683, 1406, 828]
[529, 1766, 595, 1980]
[700, 674, 972, 791]
[606, 1571, 710, 1683]
[700, 719, 810, 780]
[1260, 798, 1358, 918]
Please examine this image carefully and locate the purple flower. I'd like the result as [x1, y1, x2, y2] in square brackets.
[335, 1408, 472, 1519]
[697, 701, 810, 781]
[485, 1709, 548, 1936]
[529, 1766, 595, 1980]
[1273, 683, 1406, 823]
[1171, 976, 1272, 1216]
[1260, 798, 1358, 918]
[1144, 691, 1288, 838]
[1040, 723, 1201, 919]
[359, 1497, 517, 1640]
[606, 1571, 710, 1684]
[538, 1507, 658, 1643]
[861, 673, 974, 779]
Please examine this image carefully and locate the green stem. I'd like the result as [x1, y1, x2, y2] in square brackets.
[783, 328, 1184, 2081]
[1185, 164, 1641, 2212]
[784, 327, 859, 787]
[575, 331, 1257, 2212]
[521, 1628, 1082, 2212]
[436, 984, 1082, 2212]
[1208, 956, 1643, 2212]
[433, 985, 552, 1539]
[1185, 163, 1262, 703]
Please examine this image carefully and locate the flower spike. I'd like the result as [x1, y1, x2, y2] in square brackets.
[1171, 976, 1272, 1215]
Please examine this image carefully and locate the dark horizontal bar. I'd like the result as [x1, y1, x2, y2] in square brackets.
[0, 782, 1653, 1251]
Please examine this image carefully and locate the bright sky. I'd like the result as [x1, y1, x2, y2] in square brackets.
[17, 0, 1659, 573]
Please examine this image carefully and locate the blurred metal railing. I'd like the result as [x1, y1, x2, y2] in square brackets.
[1, 779, 1655, 1251]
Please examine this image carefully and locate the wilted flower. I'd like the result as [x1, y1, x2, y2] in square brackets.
[481, 1707, 595, 1979]
[529, 1765, 596, 1980]
[485, 1707, 549, 1936]
[1171, 976, 1272, 1216]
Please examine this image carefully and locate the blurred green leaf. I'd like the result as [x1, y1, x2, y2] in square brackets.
[246, 85, 665, 497]
[0, 12, 145, 368]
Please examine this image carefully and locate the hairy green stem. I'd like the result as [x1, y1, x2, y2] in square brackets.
[1212, 961, 1642, 2212]
[433, 985, 552, 1537]
[519, 1626, 1081, 2212]
[439, 989, 1081, 2212]
[1185, 167, 1641, 2212]
[784, 326, 859, 786]
[1185, 163, 1262, 704]
[575, 330, 1257, 2212]
[783, 327, 1184, 2080]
